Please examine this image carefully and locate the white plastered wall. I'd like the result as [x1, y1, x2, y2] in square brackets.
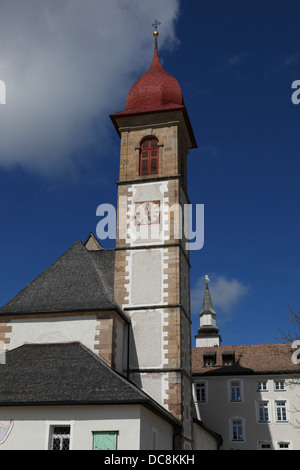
[0, 404, 174, 450]
[7, 315, 98, 353]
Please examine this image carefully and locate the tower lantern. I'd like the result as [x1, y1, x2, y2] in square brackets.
[195, 276, 222, 347]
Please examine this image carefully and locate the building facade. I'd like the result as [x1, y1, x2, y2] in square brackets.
[192, 283, 300, 450]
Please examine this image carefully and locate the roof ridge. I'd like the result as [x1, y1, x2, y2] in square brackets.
[85, 249, 112, 298]
[83, 247, 121, 312]
[192, 342, 293, 349]
[80, 243, 112, 300]
[22, 341, 80, 347]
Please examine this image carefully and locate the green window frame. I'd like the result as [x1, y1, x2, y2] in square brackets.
[92, 431, 118, 450]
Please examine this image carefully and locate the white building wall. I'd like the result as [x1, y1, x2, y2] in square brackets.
[0, 404, 174, 450]
[195, 335, 220, 348]
[139, 407, 174, 450]
[7, 315, 98, 353]
[6, 314, 127, 376]
[194, 374, 300, 450]
[193, 422, 219, 450]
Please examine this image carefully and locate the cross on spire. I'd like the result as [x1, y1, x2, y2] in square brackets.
[152, 19, 161, 31]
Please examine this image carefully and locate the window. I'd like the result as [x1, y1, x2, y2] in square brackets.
[229, 380, 242, 402]
[49, 425, 71, 450]
[223, 356, 234, 366]
[278, 442, 290, 450]
[139, 137, 159, 175]
[258, 401, 270, 422]
[203, 353, 216, 367]
[274, 380, 285, 391]
[257, 381, 268, 391]
[93, 431, 118, 450]
[222, 352, 235, 366]
[230, 419, 244, 442]
[259, 441, 272, 450]
[195, 382, 207, 403]
[275, 401, 288, 422]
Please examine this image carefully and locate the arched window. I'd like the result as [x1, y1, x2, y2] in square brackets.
[139, 137, 159, 175]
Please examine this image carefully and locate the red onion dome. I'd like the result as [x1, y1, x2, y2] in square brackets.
[125, 48, 184, 113]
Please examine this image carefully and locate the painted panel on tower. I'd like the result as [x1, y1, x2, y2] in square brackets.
[129, 310, 163, 368]
[131, 250, 162, 305]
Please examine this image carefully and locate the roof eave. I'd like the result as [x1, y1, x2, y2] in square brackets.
[110, 106, 197, 150]
[0, 305, 131, 324]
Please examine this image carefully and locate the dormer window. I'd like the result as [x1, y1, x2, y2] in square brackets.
[203, 352, 216, 367]
[139, 137, 159, 175]
[222, 351, 235, 366]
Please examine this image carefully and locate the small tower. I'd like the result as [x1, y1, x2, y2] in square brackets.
[195, 276, 222, 347]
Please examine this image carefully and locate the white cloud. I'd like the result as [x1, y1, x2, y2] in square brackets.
[215, 53, 246, 73]
[226, 53, 246, 67]
[0, 0, 180, 173]
[191, 274, 250, 324]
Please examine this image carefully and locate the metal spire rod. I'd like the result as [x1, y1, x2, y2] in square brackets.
[152, 19, 161, 50]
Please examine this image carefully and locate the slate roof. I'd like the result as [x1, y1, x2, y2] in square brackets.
[0, 342, 180, 427]
[200, 285, 216, 316]
[0, 240, 124, 319]
[192, 343, 300, 376]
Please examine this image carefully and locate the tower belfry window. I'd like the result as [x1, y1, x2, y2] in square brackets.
[139, 137, 159, 175]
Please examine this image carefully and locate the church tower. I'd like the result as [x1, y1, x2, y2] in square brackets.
[110, 24, 197, 449]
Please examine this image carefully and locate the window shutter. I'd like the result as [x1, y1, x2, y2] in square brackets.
[150, 149, 158, 174]
[141, 151, 148, 175]
[139, 138, 159, 175]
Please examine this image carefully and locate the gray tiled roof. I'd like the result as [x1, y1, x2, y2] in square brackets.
[0, 342, 180, 427]
[0, 241, 120, 316]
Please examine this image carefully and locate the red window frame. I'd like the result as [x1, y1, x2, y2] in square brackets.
[139, 138, 159, 175]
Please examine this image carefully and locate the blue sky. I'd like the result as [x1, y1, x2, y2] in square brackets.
[0, 0, 299, 347]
